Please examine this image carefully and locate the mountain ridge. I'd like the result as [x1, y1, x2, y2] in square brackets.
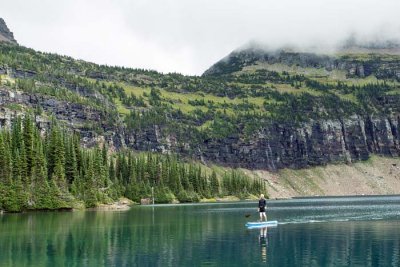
[0, 18, 17, 44]
[203, 41, 400, 77]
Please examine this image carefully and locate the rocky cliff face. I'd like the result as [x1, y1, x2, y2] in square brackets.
[0, 87, 119, 148]
[0, 18, 17, 44]
[2, 85, 398, 172]
[201, 113, 399, 170]
[122, 107, 400, 171]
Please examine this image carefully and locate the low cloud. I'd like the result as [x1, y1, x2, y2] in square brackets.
[2, 0, 400, 75]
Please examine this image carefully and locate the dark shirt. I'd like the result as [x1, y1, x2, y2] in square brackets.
[258, 199, 266, 212]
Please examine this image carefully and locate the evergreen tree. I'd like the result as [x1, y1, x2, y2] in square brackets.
[0, 133, 12, 184]
[65, 138, 78, 185]
[31, 138, 51, 209]
[23, 114, 34, 179]
[73, 134, 83, 177]
[11, 117, 22, 157]
[19, 139, 28, 185]
[210, 171, 219, 196]
[48, 122, 67, 191]
[83, 154, 97, 207]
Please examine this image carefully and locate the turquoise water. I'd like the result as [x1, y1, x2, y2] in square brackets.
[1, 196, 400, 266]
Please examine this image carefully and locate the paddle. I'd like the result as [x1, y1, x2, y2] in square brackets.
[245, 209, 259, 218]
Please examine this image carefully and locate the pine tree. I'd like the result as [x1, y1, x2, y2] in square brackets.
[0, 133, 12, 184]
[19, 140, 28, 185]
[31, 138, 51, 209]
[12, 175, 27, 210]
[73, 133, 83, 176]
[11, 117, 23, 157]
[109, 158, 116, 183]
[23, 115, 34, 179]
[83, 154, 97, 207]
[210, 171, 219, 196]
[180, 164, 191, 191]
[48, 122, 67, 191]
[101, 143, 110, 187]
[65, 138, 78, 185]
[11, 149, 22, 183]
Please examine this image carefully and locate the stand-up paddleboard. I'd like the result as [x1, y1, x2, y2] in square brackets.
[246, 221, 278, 228]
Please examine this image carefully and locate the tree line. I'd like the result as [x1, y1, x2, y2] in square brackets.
[0, 116, 266, 212]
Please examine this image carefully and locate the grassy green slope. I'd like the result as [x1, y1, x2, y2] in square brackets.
[1, 42, 400, 155]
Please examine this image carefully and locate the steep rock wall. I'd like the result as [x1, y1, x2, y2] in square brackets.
[1, 87, 399, 171]
[123, 108, 400, 171]
[197, 114, 399, 170]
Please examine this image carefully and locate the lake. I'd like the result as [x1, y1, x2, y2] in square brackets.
[1, 195, 400, 266]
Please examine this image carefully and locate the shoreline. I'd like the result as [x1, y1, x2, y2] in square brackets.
[2, 193, 400, 214]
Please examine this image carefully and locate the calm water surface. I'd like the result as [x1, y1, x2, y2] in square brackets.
[1, 195, 400, 266]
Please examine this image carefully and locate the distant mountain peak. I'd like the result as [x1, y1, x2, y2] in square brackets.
[203, 36, 400, 76]
[0, 18, 18, 44]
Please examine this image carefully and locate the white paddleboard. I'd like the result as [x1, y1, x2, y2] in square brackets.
[245, 220, 278, 228]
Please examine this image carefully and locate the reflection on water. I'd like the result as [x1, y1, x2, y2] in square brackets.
[259, 227, 268, 263]
[0, 196, 399, 266]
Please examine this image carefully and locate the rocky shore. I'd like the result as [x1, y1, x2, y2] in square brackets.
[247, 155, 400, 199]
[88, 198, 134, 211]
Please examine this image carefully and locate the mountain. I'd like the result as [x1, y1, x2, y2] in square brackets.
[1, 20, 400, 211]
[0, 18, 17, 44]
[0, 22, 399, 172]
[200, 44, 400, 167]
[203, 43, 400, 78]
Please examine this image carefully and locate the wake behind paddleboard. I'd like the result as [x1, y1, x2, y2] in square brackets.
[245, 221, 278, 228]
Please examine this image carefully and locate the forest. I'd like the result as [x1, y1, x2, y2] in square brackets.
[0, 116, 266, 212]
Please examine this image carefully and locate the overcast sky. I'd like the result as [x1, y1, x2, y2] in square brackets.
[1, 0, 400, 75]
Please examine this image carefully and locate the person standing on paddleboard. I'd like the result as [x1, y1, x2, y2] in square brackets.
[258, 194, 267, 222]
